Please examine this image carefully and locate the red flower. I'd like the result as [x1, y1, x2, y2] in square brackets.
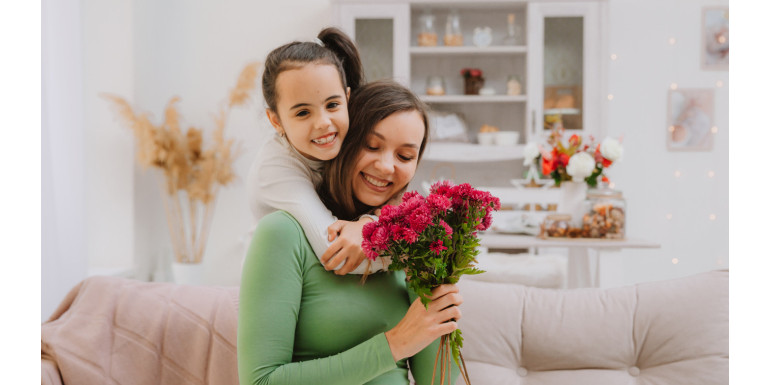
[541, 154, 555, 176]
[427, 194, 451, 214]
[469, 69, 482, 78]
[569, 134, 581, 147]
[556, 153, 570, 168]
[439, 219, 453, 237]
[429, 240, 447, 255]
[594, 144, 613, 167]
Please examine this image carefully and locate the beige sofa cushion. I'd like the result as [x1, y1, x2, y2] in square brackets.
[456, 270, 728, 385]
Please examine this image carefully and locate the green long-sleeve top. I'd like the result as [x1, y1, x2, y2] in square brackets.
[238, 211, 459, 385]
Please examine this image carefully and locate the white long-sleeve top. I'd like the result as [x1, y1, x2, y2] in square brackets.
[247, 134, 387, 275]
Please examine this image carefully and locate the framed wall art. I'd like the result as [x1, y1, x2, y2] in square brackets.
[667, 88, 715, 151]
[701, 7, 729, 71]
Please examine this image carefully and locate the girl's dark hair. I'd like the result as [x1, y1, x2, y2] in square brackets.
[318, 80, 430, 220]
[262, 27, 365, 113]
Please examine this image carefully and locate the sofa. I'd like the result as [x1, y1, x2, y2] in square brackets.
[41, 270, 727, 385]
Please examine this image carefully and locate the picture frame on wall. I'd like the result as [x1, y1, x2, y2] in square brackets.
[701, 7, 729, 71]
[666, 88, 715, 151]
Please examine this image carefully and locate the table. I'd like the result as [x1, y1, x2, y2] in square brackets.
[479, 233, 661, 288]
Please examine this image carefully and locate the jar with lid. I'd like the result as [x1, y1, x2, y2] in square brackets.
[426, 76, 445, 96]
[444, 10, 463, 46]
[418, 11, 438, 46]
[580, 188, 626, 239]
[506, 75, 522, 95]
[540, 214, 573, 238]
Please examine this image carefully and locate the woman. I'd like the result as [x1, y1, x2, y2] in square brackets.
[238, 81, 462, 385]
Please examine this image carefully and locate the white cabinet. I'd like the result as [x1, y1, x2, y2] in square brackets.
[527, 1, 607, 139]
[334, 0, 608, 183]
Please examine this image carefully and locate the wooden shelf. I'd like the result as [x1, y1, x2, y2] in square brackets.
[421, 95, 527, 103]
[423, 142, 525, 162]
[410, 45, 527, 55]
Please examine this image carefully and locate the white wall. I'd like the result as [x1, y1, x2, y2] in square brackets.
[131, 0, 335, 285]
[82, 0, 135, 276]
[44, 0, 728, 307]
[599, 0, 729, 287]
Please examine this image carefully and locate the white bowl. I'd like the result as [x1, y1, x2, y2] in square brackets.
[495, 131, 520, 146]
[477, 132, 497, 145]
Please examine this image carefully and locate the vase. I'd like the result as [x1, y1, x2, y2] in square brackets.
[171, 261, 204, 285]
[464, 77, 484, 95]
[558, 181, 588, 227]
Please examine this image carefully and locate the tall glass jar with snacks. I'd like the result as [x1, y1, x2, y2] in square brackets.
[581, 189, 626, 239]
[418, 11, 438, 46]
[444, 10, 463, 46]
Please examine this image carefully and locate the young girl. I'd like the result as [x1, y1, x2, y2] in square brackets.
[247, 27, 380, 275]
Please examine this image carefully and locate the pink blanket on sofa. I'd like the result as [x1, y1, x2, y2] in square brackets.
[41, 276, 240, 385]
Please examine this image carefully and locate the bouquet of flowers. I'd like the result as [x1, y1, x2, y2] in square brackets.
[362, 181, 500, 385]
[523, 126, 623, 187]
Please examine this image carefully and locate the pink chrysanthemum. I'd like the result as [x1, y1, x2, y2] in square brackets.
[439, 219, 453, 237]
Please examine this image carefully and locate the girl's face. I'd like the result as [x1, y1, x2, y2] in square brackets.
[351, 110, 425, 207]
[267, 63, 349, 161]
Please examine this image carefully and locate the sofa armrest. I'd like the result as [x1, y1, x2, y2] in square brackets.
[41, 358, 63, 385]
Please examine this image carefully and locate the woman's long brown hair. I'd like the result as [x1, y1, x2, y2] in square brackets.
[318, 80, 430, 220]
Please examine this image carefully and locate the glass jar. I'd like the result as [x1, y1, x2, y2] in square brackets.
[580, 188, 626, 239]
[418, 11, 438, 46]
[506, 75, 522, 95]
[444, 10, 463, 46]
[426, 76, 445, 96]
[502, 13, 523, 45]
[540, 214, 572, 238]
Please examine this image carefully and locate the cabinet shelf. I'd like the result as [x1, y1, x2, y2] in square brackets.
[544, 108, 581, 115]
[421, 95, 527, 103]
[410, 45, 527, 55]
[423, 142, 525, 162]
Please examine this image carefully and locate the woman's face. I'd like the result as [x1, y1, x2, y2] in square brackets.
[351, 110, 425, 206]
[267, 63, 350, 161]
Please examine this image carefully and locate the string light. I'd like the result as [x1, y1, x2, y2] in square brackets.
[709, 214, 716, 221]
[607, 94, 614, 101]
[716, 80, 724, 87]
[708, 170, 715, 178]
[668, 125, 675, 132]
[711, 126, 718, 134]
[666, 213, 673, 220]
[611, 53, 618, 60]
[717, 258, 724, 266]
[668, 37, 677, 45]
[608, 182, 616, 189]
[672, 258, 679, 264]
[670, 83, 678, 90]
[674, 170, 681, 177]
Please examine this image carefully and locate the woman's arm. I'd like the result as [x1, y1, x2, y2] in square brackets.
[238, 211, 398, 385]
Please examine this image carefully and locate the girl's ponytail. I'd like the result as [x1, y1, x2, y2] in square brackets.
[318, 27, 365, 93]
[262, 27, 365, 114]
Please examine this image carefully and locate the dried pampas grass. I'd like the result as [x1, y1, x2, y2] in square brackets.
[103, 62, 259, 264]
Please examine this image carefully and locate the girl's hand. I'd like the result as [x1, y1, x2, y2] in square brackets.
[321, 218, 372, 275]
[384, 284, 463, 362]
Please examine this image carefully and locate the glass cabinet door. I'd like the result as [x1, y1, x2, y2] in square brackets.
[336, 3, 410, 86]
[527, 2, 605, 138]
